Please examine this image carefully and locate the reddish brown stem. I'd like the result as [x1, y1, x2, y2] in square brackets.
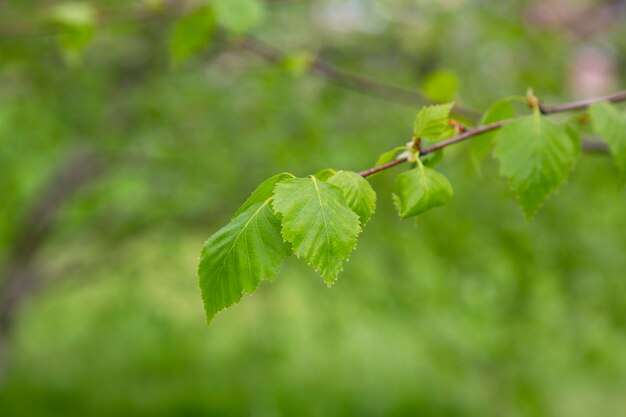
[359, 157, 409, 178]
[359, 91, 626, 177]
[540, 91, 626, 114]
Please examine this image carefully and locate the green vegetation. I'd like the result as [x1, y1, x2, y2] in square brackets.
[1, 1, 625, 416]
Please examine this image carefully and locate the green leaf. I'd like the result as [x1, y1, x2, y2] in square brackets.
[313, 168, 336, 181]
[46, 2, 96, 59]
[234, 172, 294, 218]
[283, 52, 313, 77]
[589, 102, 626, 173]
[421, 70, 459, 102]
[273, 177, 361, 285]
[328, 171, 377, 225]
[57, 26, 93, 55]
[212, 0, 265, 34]
[393, 163, 453, 218]
[471, 99, 516, 165]
[493, 112, 580, 219]
[375, 146, 409, 167]
[169, 5, 216, 64]
[199, 200, 291, 323]
[413, 103, 455, 141]
[47, 2, 96, 27]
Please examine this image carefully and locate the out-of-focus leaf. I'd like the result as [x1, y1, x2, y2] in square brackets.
[283, 52, 313, 77]
[421, 70, 459, 102]
[169, 5, 216, 64]
[589, 102, 626, 174]
[46, 2, 96, 59]
[58, 27, 93, 52]
[47, 2, 95, 27]
[471, 99, 516, 167]
[212, 0, 266, 34]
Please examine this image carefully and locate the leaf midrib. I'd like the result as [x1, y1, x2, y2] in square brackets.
[311, 176, 332, 279]
[212, 198, 272, 293]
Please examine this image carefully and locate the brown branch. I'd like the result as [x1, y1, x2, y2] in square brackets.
[238, 37, 480, 120]
[359, 91, 626, 177]
[539, 91, 626, 114]
[421, 119, 508, 155]
[581, 139, 609, 153]
[357, 157, 409, 178]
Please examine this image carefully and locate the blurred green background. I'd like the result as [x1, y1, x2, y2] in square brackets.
[1, 0, 625, 416]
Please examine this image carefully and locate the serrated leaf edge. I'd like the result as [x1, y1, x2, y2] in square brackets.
[273, 176, 362, 287]
[496, 117, 580, 220]
[198, 197, 289, 323]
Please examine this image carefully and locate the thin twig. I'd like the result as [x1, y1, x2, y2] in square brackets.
[357, 157, 409, 178]
[420, 119, 509, 155]
[540, 91, 626, 114]
[239, 37, 480, 119]
[359, 91, 626, 177]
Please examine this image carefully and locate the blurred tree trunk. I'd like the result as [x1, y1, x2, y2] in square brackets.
[0, 150, 105, 380]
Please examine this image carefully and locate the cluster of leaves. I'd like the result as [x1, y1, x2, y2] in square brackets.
[198, 170, 375, 323]
[487, 100, 625, 218]
[199, 98, 626, 323]
[13, 0, 626, 327]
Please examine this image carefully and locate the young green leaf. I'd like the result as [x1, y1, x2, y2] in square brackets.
[198, 200, 291, 323]
[234, 172, 294, 218]
[493, 112, 580, 219]
[169, 5, 216, 64]
[314, 168, 337, 181]
[212, 0, 265, 34]
[375, 146, 410, 167]
[273, 177, 361, 285]
[328, 171, 377, 225]
[413, 103, 455, 141]
[589, 102, 626, 173]
[471, 99, 516, 165]
[393, 163, 453, 218]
